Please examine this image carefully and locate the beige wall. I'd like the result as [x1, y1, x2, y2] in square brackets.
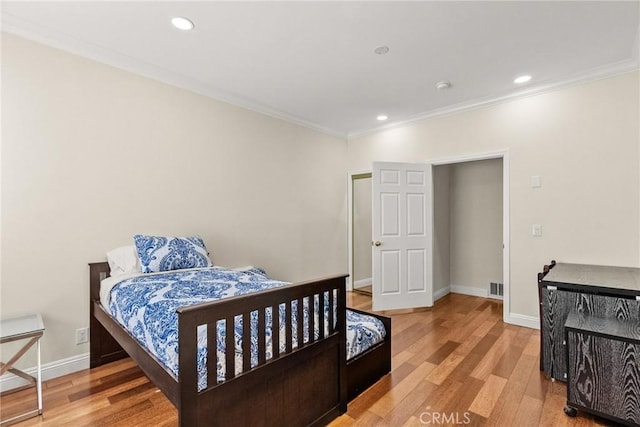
[449, 159, 503, 291]
[353, 176, 372, 284]
[1, 34, 348, 366]
[348, 71, 640, 320]
[432, 165, 451, 295]
[2, 33, 639, 370]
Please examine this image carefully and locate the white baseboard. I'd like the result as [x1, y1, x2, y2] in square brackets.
[353, 278, 372, 288]
[433, 286, 451, 302]
[506, 313, 540, 330]
[0, 352, 89, 392]
[450, 284, 489, 298]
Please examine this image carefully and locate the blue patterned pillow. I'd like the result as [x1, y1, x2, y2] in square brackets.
[133, 235, 213, 273]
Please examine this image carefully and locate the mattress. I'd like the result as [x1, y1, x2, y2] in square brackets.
[100, 267, 386, 391]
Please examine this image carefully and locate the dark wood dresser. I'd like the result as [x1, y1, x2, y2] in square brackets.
[538, 262, 640, 424]
[564, 311, 640, 425]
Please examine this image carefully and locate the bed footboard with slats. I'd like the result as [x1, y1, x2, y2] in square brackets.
[89, 262, 347, 427]
[176, 275, 347, 426]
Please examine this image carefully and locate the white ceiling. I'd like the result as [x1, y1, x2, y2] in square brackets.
[3, 1, 639, 137]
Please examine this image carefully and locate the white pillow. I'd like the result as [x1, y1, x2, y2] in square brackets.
[106, 245, 140, 276]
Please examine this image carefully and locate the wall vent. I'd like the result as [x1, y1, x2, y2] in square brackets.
[489, 282, 504, 299]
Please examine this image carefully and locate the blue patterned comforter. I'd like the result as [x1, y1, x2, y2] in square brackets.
[107, 267, 386, 391]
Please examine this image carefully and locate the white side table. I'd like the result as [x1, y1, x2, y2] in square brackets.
[0, 314, 45, 426]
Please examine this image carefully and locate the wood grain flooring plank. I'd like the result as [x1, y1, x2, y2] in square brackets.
[79, 398, 155, 427]
[383, 378, 438, 426]
[368, 361, 436, 419]
[483, 352, 539, 427]
[353, 410, 386, 426]
[510, 354, 539, 387]
[425, 334, 482, 386]
[470, 329, 517, 380]
[444, 350, 486, 385]
[418, 378, 465, 419]
[512, 394, 544, 427]
[538, 391, 571, 427]
[522, 332, 541, 357]
[346, 362, 415, 419]
[389, 311, 436, 337]
[471, 318, 500, 338]
[451, 294, 485, 313]
[447, 305, 495, 343]
[475, 301, 492, 312]
[524, 369, 551, 402]
[468, 374, 508, 418]
[439, 312, 466, 328]
[404, 326, 451, 366]
[68, 366, 144, 402]
[425, 340, 460, 365]
[400, 415, 421, 427]
[469, 331, 501, 357]
[491, 327, 532, 379]
[329, 413, 356, 427]
[391, 349, 414, 368]
[492, 344, 526, 380]
[392, 323, 434, 354]
[107, 378, 157, 404]
[441, 376, 485, 417]
[483, 378, 526, 427]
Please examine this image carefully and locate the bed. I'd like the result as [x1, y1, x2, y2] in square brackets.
[89, 261, 391, 426]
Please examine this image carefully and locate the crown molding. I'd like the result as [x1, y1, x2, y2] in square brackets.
[3, 12, 637, 142]
[347, 58, 640, 140]
[1, 14, 346, 139]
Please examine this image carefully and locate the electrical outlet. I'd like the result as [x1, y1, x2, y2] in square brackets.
[76, 327, 88, 344]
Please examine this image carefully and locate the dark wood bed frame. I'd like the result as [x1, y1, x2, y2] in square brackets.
[89, 262, 391, 426]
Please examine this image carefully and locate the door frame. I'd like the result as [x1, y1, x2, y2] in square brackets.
[347, 150, 509, 324]
[347, 170, 372, 291]
[427, 149, 510, 324]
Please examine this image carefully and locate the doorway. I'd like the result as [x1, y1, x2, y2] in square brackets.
[347, 150, 510, 322]
[349, 173, 372, 295]
[433, 158, 504, 303]
[429, 151, 509, 323]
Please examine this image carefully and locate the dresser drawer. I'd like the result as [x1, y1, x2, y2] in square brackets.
[565, 312, 640, 425]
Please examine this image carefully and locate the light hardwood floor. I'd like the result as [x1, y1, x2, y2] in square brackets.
[1, 293, 610, 426]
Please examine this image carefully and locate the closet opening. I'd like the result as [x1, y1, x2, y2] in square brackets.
[432, 154, 507, 322]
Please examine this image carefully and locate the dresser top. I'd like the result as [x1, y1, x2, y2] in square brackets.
[565, 311, 640, 342]
[543, 263, 640, 292]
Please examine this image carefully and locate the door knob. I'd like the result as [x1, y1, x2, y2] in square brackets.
[373, 241, 382, 247]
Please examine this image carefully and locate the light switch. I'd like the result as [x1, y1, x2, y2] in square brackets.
[531, 175, 541, 188]
[532, 224, 542, 237]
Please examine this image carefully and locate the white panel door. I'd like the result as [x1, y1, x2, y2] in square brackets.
[372, 162, 433, 311]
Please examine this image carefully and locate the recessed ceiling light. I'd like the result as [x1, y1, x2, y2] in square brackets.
[377, 115, 388, 121]
[171, 17, 195, 31]
[436, 81, 452, 90]
[374, 46, 389, 55]
[514, 75, 532, 84]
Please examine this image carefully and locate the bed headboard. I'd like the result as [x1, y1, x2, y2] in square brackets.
[89, 262, 110, 302]
[89, 262, 128, 367]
